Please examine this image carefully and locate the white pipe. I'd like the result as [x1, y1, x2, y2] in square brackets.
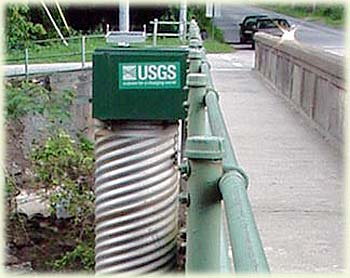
[119, 0, 129, 32]
[55, 0, 70, 33]
[179, 0, 187, 40]
[41, 1, 68, 46]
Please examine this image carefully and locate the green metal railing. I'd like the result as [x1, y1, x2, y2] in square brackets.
[182, 20, 270, 273]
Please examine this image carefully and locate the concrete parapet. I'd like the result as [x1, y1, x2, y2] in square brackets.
[254, 32, 345, 146]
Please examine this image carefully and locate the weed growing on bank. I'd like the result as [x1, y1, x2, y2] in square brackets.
[5, 80, 95, 271]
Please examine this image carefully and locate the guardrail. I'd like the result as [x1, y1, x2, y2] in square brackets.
[182, 20, 270, 273]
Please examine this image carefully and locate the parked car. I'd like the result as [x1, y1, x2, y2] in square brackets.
[239, 14, 268, 44]
[256, 18, 291, 36]
[251, 18, 291, 49]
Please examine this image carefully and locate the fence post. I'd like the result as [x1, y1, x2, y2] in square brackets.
[81, 35, 86, 68]
[153, 18, 158, 47]
[24, 48, 29, 80]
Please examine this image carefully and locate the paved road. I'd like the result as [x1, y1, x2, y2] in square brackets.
[207, 51, 345, 272]
[213, 5, 345, 56]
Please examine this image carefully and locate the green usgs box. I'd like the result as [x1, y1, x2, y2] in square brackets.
[93, 48, 188, 121]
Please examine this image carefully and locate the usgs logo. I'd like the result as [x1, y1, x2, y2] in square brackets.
[119, 62, 181, 89]
[122, 63, 178, 81]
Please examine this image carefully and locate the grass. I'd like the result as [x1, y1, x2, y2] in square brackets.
[203, 38, 233, 53]
[6, 35, 232, 65]
[261, 4, 345, 28]
[6, 36, 107, 65]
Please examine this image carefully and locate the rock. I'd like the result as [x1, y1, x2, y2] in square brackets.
[15, 189, 51, 218]
[6, 253, 20, 265]
[5, 261, 33, 273]
[5, 249, 33, 273]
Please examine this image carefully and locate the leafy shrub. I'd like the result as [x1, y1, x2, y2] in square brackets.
[31, 130, 94, 213]
[316, 5, 344, 20]
[187, 5, 225, 42]
[6, 5, 47, 50]
[31, 130, 95, 270]
[263, 4, 344, 26]
[52, 242, 95, 271]
[158, 4, 225, 42]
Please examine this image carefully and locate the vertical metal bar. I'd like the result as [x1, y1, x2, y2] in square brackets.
[211, 16, 215, 40]
[24, 48, 29, 80]
[185, 136, 224, 272]
[186, 74, 207, 136]
[219, 208, 232, 272]
[153, 18, 158, 47]
[81, 35, 86, 69]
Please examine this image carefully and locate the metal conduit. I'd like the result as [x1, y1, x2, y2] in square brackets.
[94, 121, 179, 274]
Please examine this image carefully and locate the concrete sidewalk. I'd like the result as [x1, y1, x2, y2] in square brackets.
[207, 51, 345, 273]
[4, 62, 92, 77]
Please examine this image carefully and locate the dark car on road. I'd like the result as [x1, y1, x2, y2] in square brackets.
[251, 18, 291, 49]
[239, 14, 268, 44]
[255, 18, 291, 36]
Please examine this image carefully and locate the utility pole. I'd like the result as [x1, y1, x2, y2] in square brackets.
[119, 0, 129, 32]
[179, 0, 187, 41]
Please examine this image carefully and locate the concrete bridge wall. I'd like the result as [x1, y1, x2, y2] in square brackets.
[6, 69, 93, 152]
[49, 69, 93, 138]
[254, 32, 346, 147]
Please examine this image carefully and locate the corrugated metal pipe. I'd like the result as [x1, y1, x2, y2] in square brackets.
[94, 120, 179, 274]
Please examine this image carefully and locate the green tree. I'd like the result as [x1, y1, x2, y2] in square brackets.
[6, 4, 47, 49]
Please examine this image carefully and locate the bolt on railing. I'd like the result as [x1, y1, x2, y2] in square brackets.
[183, 20, 270, 273]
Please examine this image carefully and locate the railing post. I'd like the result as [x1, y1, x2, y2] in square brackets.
[81, 35, 86, 68]
[186, 73, 207, 136]
[24, 48, 29, 80]
[153, 18, 158, 46]
[188, 20, 200, 40]
[185, 136, 224, 272]
[189, 49, 202, 73]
